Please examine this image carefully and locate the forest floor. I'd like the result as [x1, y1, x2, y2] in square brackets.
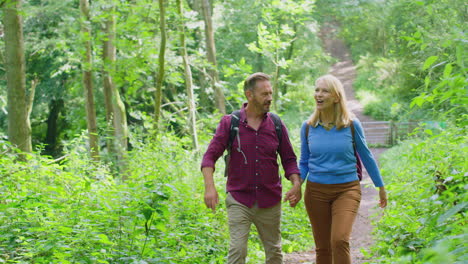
[284, 22, 387, 264]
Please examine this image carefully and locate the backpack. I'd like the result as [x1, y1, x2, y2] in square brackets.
[224, 110, 283, 177]
[305, 121, 363, 180]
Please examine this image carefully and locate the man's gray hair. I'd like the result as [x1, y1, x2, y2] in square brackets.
[243, 72, 271, 92]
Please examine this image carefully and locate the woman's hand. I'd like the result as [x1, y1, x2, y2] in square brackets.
[379, 187, 387, 208]
[284, 174, 302, 207]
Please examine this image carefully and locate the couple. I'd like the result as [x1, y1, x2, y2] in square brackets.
[201, 72, 387, 264]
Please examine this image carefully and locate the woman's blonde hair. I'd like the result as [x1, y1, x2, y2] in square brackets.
[307, 74, 355, 129]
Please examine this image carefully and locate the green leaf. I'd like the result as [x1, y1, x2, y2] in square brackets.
[443, 63, 453, 78]
[424, 76, 431, 88]
[410, 94, 426, 108]
[141, 208, 153, 221]
[437, 202, 467, 225]
[423, 56, 438, 70]
[97, 234, 114, 245]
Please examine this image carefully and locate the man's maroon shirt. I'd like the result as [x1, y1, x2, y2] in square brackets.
[201, 104, 300, 208]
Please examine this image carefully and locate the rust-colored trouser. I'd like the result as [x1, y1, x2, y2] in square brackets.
[304, 180, 361, 264]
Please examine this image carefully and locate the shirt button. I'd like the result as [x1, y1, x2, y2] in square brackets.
[256, 173, 258, 175]
[256, 159, 258, 162]
[256, 146, 258, 149]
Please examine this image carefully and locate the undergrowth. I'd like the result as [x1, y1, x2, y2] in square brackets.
[0, 130, 312, 263]
[367, 125, 467, 263]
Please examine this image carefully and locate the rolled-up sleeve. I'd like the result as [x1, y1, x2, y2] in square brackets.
[200, 115, 230, 171]
[278, 122, 300, 179]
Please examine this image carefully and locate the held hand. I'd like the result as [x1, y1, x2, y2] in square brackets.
[379, 187, 387, 208]
[284, 184, 302, 207]
[204, 186, 219, 212]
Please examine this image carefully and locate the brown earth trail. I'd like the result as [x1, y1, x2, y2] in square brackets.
[284, 23, 386, 264]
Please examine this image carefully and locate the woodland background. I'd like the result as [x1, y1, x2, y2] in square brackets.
[0, 0, 466, 263]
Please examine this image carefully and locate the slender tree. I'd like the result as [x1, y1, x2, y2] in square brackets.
[102, 3, 128, 172]
[177, 0, 199, 150]
[200, 0, 225, 114]
[79, 0, 99, 160]
[153, 0, 167, 132]
[3, 0, 33, 153]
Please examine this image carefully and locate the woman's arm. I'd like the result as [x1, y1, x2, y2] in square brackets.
[352, 119, 385, 187]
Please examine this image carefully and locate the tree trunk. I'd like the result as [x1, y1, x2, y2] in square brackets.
[201, 0, 225, 114]
[102, 4, 128, 175]
[177, 0, 199, 151]
[80, 0, 99, 160]
[282, 22, 297, 94]
[273, 61, 280, 112]
[153, 0, 167, 132]
[3, 0, 32, 153]
[44, 99, 64, 157]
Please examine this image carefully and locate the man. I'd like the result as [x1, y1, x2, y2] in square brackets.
[201, 72, 302, 264]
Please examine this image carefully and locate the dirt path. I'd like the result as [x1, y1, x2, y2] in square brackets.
[284, 22, 386, 264]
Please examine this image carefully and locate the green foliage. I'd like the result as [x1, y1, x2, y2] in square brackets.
[0, 0, 331, 152]
[317, 0, 468, 123]
[215, 0, 328, 113]
[4, 0, 466, 261]
[370, 126, 467, 263]
[0, 130, 312, 263]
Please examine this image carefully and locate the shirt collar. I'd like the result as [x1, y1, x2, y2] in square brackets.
[241, 102, 268, 123]
[313, 120, 320, 127]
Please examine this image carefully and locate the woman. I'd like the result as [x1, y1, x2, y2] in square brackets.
[299, 74, 387, 264]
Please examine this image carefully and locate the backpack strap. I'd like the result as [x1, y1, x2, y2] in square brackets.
[224, 110, 240, 177]
[227, 110, 241, 151]
[227, 111, 283, 151]
[305, 123, 310, 145]
[269, 113, 283, 148]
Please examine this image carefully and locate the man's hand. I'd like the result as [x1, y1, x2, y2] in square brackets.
[202, 167, 219, 212]
[284, 174, 302, 207]
[204, 186, 219, 212]
[379, 187, 387, 208]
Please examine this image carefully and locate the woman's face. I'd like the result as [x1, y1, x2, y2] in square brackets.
[314, 79, 338, 111]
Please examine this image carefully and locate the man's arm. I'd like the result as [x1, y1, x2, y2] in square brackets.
[275, 122, 302, 207]
[200, 115, 231, 212]
[277, 122, 301, 178]
[202, 167, 219, 211]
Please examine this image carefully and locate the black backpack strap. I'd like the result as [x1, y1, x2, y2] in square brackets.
[228, 111, 282, 150]
[227, 110, 241, 151]
[269, 113, 283, 147]
[305, 123, 310, 145]
[224, 110, 241, 178]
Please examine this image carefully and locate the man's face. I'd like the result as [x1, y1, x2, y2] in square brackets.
[247, 80, 273, 113]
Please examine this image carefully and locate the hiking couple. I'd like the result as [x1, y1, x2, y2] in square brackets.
[201, 72, 387, 264]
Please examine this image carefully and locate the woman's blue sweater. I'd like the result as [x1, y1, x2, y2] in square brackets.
[299, 119, 384, 187]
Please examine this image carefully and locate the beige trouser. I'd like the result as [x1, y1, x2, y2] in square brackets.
[225, 192, 283, 264]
